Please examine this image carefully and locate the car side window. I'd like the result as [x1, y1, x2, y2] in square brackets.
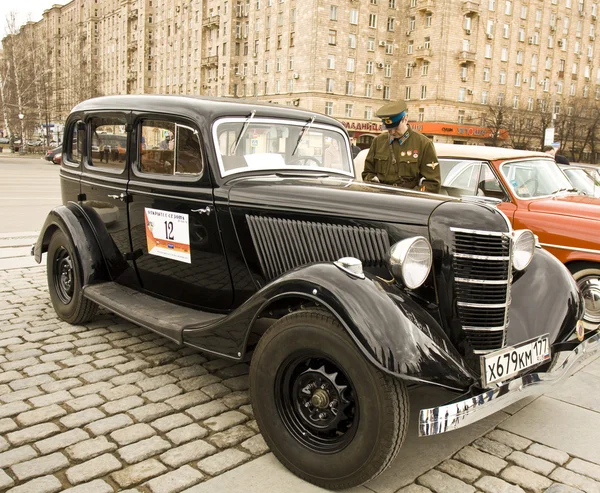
[90, 117, 128, 171]
[478, 165, 507, 200]
[66, 120, 84, 166]
[139, 120, 203, 176]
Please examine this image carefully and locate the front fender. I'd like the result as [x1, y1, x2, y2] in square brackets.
[183, 263, 476, 390]
[33, 204, 108, 286]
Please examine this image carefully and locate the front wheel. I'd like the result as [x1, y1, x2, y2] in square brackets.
[569, 262, 600, 330]
[250, 310, 408, 490]
[47, 230, 98, 324]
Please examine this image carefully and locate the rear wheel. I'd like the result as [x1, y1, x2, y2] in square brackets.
[47, 230, 98, 324]
[250, 310, 409, 490]
[569, 262, 600, 330]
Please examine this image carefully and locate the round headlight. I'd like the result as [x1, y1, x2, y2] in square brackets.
[388, 237, 432, 289]
[512, 229, 535, 271]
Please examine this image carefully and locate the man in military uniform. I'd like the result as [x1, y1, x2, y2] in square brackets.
[362, 101, 441, 194]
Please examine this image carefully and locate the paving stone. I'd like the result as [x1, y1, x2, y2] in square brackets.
[543, 485, 584, 493]
[500, 465, 552, 493]
[164, 390, 211, 412]
[222, 375, 249, 392]
[0, 469, 14, 490]
[166, 424, 208, 445]
[144, 364, 180, 377]
[16, 404, 67, 426]
[118, 436, 171, 464]
[101, 384, 143, 401]
[7, 422, 60, 446]
[43, 342, 76, 353]
[53, 364, 95, 379]
[5, 349, 43, 362]
[40, 377, 82, 393]
[159, 439, 217, 468]
[170, 365, 208, 381]
[85, 413, 134, 436]
[61, 408, 106, 428]
[128, 403, 172, 423]
[93, 355, 129, 369]
[5, 475, 62, 493]
[61, 479, 115, 493]
[81, 368, 120, 383]
[61, 355, 94, 367]
[241, 434, 269, 456]
[29, 390, 72, 408]
[65, 453, 123, 485]
[567, 458, 600, 482]
[527, 443, 570, 466]
[143, 384, 183, 403]
[208, 425, 255, 449]
[111, 423, 157, 446]
[152, 413, 193, 433]
[72, 336, 108, 347]
[111, 459, 168, 488]
[65, 394, 105, 412]
[549, 468, 600, 493]
[0, 417, 17, 434]
[1, 357, 39, 371]
[0, 387, 44, 404]
[145, 464, 204, 493]
[174, 354, 207, 366]
[203, 359, 236, 372]
[454, 445, 508, 475]
[23, 362, 60, 377]
[197, 448, 250, 475]
[39, 350, 74, 362]
[35, 428, 90, 454]
[111, 371, 146, 386]
[0, 370, 24, 384]
[179, 375, 221, 392]
[246, 420, 260, 432]
[418, 469, 476, 493]
[201, 383, 230, 399]
[11, 452, 69, 481]
[436, 458, 481, 484]
[0, 445, 38, 469]
[137, 375, 178, 392]
[0, 401, 31, 418]
[473, 437, 513, 459]
[70, 382, 113, 397]
[239, 404, 254, 418]
[204, 410, 248, 432]
[65, 436, 118, 461]
[486, 430, 532, 451]
[146, 351, 179, 365]
[396, 486, 433, 493]
[507, 451, 556, 476]
[221, 391, 250, 409]
[0, 436, 7, 453]
[115, 359, 152, 374]
[475, 475, 526, 493]
[9, 374, 54, 391]
[186, 401, 228, 421]
[102, 395, 144, 415]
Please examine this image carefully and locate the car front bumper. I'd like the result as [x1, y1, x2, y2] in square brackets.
[418, 329, 600, 437]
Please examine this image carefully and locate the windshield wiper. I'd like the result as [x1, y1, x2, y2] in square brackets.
[230, 110, 256, 155]
[551, 187, 579, 195]
[291, 116, 316, 157]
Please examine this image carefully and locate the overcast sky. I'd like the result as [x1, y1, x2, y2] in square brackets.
[1, 1, 66, 39]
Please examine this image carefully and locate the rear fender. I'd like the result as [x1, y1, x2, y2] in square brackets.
[183, 263, 476, 390]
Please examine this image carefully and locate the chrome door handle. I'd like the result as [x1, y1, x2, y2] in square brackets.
[191, 206, 211, 216]
[108, 193, 127, 201]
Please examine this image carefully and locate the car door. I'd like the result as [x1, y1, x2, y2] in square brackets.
[79, 112, 140, 288]
[126, 115, 233, 310]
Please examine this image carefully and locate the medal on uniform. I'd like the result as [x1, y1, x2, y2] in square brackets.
[414, 153, 418, 158]
[401, 151, 405, 156]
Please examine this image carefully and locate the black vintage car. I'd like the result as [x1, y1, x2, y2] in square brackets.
[34, 95, 599, 489]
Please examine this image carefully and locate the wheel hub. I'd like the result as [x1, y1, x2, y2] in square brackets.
[54, 247, 74, 304]
[578, 276, 600, 324]
[310, 388, 330, 409]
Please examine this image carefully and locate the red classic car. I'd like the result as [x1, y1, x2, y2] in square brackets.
[436, 144, 600, 330]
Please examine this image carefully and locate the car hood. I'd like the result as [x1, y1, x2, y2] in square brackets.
[527, 194, 600, 221]
[227, 175, 455, 225]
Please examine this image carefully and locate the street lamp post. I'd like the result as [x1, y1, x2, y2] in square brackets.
[18, 113, 25, 155]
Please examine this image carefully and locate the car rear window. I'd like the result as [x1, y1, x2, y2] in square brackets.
[90, 117, 128, 171]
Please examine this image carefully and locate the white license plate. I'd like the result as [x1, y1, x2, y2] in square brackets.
[481, 334, 551, 387]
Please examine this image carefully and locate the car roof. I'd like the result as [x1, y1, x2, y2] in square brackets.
[71, 94, 345, 132]
[434, 143, 548, 161]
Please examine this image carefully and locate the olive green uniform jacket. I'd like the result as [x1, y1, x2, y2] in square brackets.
[362, 127, 441, 194]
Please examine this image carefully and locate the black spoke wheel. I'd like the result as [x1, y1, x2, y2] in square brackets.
[47, 230, 98, 324]
[250, 310, 408, 490]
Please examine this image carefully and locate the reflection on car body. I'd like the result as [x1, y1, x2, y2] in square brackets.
[32, 98, 599, 490]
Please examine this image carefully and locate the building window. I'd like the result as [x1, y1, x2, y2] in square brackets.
[276, 57, 281, 72]
[420, 85, 427, 99]
[389, 0, 396, 8]
[458, 110, 465, 124]
[290, 32, 295, 47]
[365, 106, 373, 119]
[347, 58, 355, 72]
[516, 51, 523, 65]
[458, 87, 466, 102]
[505, 0, 512, 15]
[369, 14, 377, 28]
[501, 47, 508, 61]
[520, 5, 527, 19]
[405, 86, 411, 100]
[557, 80, 563, 93]
[425, 13, 432, 27]
[289, 56, 294, 70]
[326, 78, 334, 93]
[515, 72, 521, 86]
[328, 30, 337, 45]
[366, 84, 373, 97]
[366, 61, 374, 74]
[330, 5, 337, 20]
[483, 67, 490, 81]
[327, 55, 335, 69]
[346, 81, 354, 95]
[489, 0, 495, 11]
[383, 86, 391, 99]
[409, 16, 416, 31]
[325, 102, 333, 116]
[529, 74, 536, 89]
[349, 34, 357, 49]
[527, 97, 534, 111]
[512, 95, 519, 108]
[350, 9, 358, 25]
[485, 44, 492, 58]
[421, 61, 429, 76]
[418, 108, 425, 121]
[345, 104, 353, 117]
[503, 24, 509, 38]
[388, 17, 395, 31]
[408, 40, 414, 54]
[497, 93, 504, 105]
[481, 90, 488, 104]
[385, 63, 392, 77]
[499, 70, 506, 84]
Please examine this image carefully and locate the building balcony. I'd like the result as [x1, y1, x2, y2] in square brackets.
[462, 1, 481, 15]
[127, 71, 137, 81]
[458, 50, 477, 63]
[415, 48, 433, 59]
[201, 55, 219, 67]
[202, 15, 220, 28]
[417, 0, 435, 13]
[128, 40, 137, 51]
[128, 9, 138, 20]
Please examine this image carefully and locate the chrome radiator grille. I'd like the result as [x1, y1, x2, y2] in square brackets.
[451, 228, 512, 354]
[246, 215, 390, 280]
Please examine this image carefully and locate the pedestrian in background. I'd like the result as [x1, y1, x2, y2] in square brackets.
[544, 143, 570, 165]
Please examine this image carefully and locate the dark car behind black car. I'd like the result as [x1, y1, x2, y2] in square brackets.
[44, 145, 62, 162]
[33, 95, 600, 490]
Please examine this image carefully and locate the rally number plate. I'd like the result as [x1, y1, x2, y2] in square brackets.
[481, 334, 551, 387]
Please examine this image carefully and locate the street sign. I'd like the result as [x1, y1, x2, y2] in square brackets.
[544, 127, 555, 146]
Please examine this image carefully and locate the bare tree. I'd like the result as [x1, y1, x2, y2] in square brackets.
[483, 101, 512, 147]
[507, 106, 535, 150]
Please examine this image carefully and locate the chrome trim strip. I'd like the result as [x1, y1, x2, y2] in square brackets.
[540, 243, 600, 256]
[457, 302, 508, 309]
[463, 326, 506, 332]
[419, 331, 600, 437]
[454, 253, 510, 261]
[473, 349, 497, 355]
[455, 278, 509, 285]
[450, 227, 507, 236]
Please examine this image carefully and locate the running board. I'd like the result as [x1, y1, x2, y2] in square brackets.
[83, 282, 226, 345]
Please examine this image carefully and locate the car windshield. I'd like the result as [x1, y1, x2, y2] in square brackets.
[213, 118, 354, 177]
[500, 158, 574, 198]
[563, 167, 600, 198]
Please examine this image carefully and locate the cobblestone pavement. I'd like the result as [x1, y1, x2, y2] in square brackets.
[1, 263, 600, 493]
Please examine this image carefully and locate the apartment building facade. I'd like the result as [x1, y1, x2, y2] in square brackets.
[3, 0, 599, 150]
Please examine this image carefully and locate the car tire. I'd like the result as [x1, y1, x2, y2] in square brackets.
[250, 309, 409, 490]
[47, 230, 98, 324]
[569, 262, 600, 330]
